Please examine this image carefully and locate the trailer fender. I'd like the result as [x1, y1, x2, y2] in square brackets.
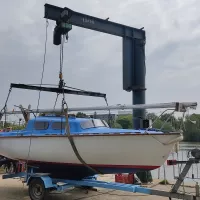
[27, 176, 55, 189]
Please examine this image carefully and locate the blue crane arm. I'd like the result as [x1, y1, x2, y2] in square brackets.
[44, 3, 145, 40]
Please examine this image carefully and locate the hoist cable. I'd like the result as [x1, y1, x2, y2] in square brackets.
[60, 35, 64, 75]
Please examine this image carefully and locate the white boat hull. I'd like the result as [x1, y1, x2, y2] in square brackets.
[0, 133, 182, 170]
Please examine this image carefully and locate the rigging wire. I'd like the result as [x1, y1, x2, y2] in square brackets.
[53, 93, 60, 111]
[146, 108, 175, 130]
[26, 18, 49, 167]
[160, 110, 176, 130]
[36, 19, 49, 115]
[0, 87, 12, 113]
[104, 97, 112, 127]
[0, 87, 12, 128]
[4, 108, 7, 129]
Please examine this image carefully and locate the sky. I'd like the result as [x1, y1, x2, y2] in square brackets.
[0, 0, 200, 120]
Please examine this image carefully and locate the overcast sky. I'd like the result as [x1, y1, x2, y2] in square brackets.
[0, 0, 200, 117]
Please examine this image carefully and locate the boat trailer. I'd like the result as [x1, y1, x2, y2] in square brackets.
[2, 150, 200, 200]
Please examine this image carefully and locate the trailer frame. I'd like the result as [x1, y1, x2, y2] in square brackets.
[2, 156, 200, 200]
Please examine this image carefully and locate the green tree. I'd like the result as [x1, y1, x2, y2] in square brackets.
[116, 115, 133, 129]
[112, 122, 122, 129]
[152, 119, 174, 132]
[183, 114, 200, 142]
[160, 113, 176, 123]
[76, 112, 87, 118]
[12, 124, 26, 130]
[146, 112, 157, 121]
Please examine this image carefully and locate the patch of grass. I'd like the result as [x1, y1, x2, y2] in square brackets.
[159, 179, 169, 185]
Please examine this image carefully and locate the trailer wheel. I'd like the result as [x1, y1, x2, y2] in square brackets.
[28, 178, 49, 200]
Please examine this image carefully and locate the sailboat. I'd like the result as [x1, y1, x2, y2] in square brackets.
[0, 83, 196, 179]
[0, 114, 183, 180]
[0, 1, 197, 181]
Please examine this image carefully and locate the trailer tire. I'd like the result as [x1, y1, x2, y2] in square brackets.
[28, 178, 49, 200]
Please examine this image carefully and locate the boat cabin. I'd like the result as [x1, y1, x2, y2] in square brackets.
[0, 115, 164, 137]
[24, 116, 110, 135]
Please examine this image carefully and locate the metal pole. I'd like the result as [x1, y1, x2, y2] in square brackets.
[3, 102, 197, 115]
[196, 182, 200, 197]
[132, 91, 145, 129]
[132, 38, 146, 129]
[172, 152, 175, 179]
[163, 164, 166, 185]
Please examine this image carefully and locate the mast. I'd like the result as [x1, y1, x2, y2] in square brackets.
[4, 102, 197, 115]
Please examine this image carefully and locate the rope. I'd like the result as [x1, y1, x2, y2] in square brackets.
[26, 18, 49, 169]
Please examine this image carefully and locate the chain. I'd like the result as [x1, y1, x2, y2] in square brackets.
[59, 35, 67, 89]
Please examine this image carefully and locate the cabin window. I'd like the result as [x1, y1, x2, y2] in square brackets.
[93, 119, 106, 127]
[80, 119, 107, 129]
[102, 120, 110, 128]
[80, 120, 94, 129]
[34, 121, 49, 130]
[52, 122, 66, 130]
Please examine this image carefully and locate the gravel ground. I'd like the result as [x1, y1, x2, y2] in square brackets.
[0, 174, 197, 200]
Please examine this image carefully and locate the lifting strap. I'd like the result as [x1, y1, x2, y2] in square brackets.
[59, 34, 103, 175]
[63, 104, 103, 175]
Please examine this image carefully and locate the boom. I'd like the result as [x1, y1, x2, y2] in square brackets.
[4, 102, 197, 115]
